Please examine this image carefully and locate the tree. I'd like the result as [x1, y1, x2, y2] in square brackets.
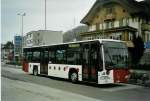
[2, 41, 14, 62]
[130, 36, 145, 65]
[63, 25, 88, 42]
[4, 41, 14, 49]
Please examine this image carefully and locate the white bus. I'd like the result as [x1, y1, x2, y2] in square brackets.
[23, 39, 130, 84]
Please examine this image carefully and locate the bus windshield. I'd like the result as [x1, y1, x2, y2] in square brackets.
[103, 41, 128, 68]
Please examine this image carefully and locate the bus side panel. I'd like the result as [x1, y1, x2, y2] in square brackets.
[113, 69, 130, 83]
[23, 62, 29, 72]
[48, 64, 82, 81]
[28, 63, 40, 74]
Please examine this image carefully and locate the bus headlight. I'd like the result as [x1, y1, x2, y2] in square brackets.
[125, 74, 130, 79]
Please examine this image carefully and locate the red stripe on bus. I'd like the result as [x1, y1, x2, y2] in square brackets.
[113, 69, 129, 83]
[23, 62, 29, 72]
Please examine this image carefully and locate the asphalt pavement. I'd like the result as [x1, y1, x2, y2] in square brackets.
[1, 63, 150, 101]
[2, 77, 102, 101]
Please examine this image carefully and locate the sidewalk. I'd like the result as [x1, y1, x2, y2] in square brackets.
[2, 62, 22, 69]
[2, 77, 102, 101]
[129, 69, 150, 87]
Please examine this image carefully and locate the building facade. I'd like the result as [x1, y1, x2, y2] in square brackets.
[24, 30, 63, 47]
[80, 0, 150, 45]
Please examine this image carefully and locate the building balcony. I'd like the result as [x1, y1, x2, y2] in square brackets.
[81, 26, 137, 36]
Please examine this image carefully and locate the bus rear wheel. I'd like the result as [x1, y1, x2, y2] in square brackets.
[70, 72, 78, 83]
[33, 68, 38, 76]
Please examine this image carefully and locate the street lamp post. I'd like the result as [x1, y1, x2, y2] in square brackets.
[17, 13, 26, 63]
[45, 0, 47, 30]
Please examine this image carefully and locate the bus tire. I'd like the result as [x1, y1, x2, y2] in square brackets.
[70, 72, 78, 83]
[33, 67, 38, 76]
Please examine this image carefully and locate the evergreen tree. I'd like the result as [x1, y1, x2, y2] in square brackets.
[131, 36, 145, 65]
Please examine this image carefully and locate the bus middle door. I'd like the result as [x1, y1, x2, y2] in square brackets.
[41, 50, 49, 75]
[82, 42, 98, 83]
[82, 43, 90, 81]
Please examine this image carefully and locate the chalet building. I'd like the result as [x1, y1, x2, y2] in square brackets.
[80, 0, 150, 47]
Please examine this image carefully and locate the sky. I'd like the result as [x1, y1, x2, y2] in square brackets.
[1, 0, 96, 43]
[1, 0, 143, 44]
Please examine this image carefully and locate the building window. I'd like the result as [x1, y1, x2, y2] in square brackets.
[106, 22, 109, 29]
[129, 32, 133, 41]
[110, 33, 122, 40]
[145, 31, 150, 42]
[119, 19, 123, 26]
[89, 25, 96, 31]
[147, 33, 150, 42]
[96, 23, 100, 30]
[109, 21, 114, 28]
[105, 21, 114, 29]
[123, 18, 128, 26]
[99, 24, 102, 30]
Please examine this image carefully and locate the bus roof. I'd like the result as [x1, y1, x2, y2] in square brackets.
[23, 39, 123, 49]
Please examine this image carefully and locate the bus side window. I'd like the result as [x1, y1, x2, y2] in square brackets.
[67, 50, 81, 65]
[33, 51, 40, 62]
[66, 51, 74, 64]
[23, 51, 27, 61]
[49, 50, 55, 64]
[27, 52, 32, 62]
[56, 49, 66, 64]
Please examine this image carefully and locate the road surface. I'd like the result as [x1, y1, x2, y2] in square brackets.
[1, 63, 150, 101]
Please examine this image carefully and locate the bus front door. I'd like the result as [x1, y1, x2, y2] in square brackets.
[82, 43, 98, 83]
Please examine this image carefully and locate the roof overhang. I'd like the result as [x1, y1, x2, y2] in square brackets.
[80, 0, 149, 25]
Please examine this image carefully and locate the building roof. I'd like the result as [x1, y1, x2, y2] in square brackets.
[26, 30, 62, 35]
[81, 0, 150, 24]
